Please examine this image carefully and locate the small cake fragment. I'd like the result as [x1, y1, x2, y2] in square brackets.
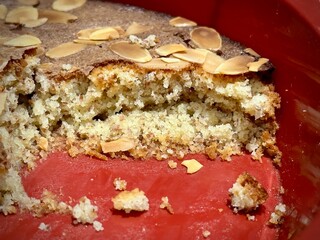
[113, 177, 127, 191]
[269, 203, 286, 225]
[160, 196, 174, 214]
[246, 214, 256, 221]
[202, 230, 211, 238]
[93, 220, 104, 232]
[112, 188, 149, 213]
[168, 160, 177, 169]
[0, 92, 7, 115]
[181, 159, 203, 174]
[72, 196, 98, 224]
[228, 172, 268, 212]
[38, 222, 50, 232]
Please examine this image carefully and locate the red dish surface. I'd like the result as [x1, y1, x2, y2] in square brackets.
[1, 0, 320, 239]
[0, 152, 281, 239]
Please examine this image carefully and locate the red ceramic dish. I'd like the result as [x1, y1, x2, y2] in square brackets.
[0, 0, 319, 239]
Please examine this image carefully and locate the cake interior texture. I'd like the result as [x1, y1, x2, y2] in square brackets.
[0, 0, 281, 218]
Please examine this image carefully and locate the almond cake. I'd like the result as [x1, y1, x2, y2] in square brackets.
[0, 0, 281, 221]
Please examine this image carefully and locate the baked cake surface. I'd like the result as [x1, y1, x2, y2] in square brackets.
[0, 0, 281, 218]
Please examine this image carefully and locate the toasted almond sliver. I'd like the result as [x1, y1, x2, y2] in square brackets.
[244, 48, 260, 58]
[73, 39, 105, 45]
[190, 27, 222, 51]
[155, 43, 187, 56]
[110, 41, 152, 63]
[101, 138, 136, 153]
[38, 9, 77, 23]
[160, 57, 181, 63]
[125, 22, 153, 36]
[173, 48, 208, 64]
[0, 4, 8, 20]
[20, 17, 47, 28]
[214, 55, 255, 75]
[89, 27, 119, 40]
[45, 42, 86, 59]
[0, 92, 7, 115]
[169, 16, 197, 27]
[5, 6, 38, 24]
[3, 34, 41, 47]
[181, 159, 203, 174]
[18, 0, 40, 6]
[77, 28, 97, 40]
[202, 52, 225, 74]
[52, 0, 87, 12]
[137, 58, 190, 70]
[248, 58, 269, 72]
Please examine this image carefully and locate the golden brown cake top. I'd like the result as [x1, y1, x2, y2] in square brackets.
[0, 0, 272, 76]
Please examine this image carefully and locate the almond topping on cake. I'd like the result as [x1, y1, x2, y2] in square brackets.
[110, 41, 152, 63]
[89, 27, 120, 41]
[5, 6, 38, 24]
[17, 0, 40, 6]
[20, 17, 47, 28]
[125, 22, 153, 35]
[38, 9, 78, 23]
[155, 43, 187, 56]
[3, 34, 41, 47]
[190, 27, 222, 51]
[248, 58, 269, 72]
[0, 4, 8, 20]
[215, 55, 255, 75]
[173, 48, 208, 64]
[169, 16, 197, 27]
[52, 0, 87, 12]
[45, 42, 87, 59]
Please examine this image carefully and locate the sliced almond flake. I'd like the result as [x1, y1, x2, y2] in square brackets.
[5, 6, 38, 24]
[0, 4, 8, 20]
[169, 16, 197, 27]
[215, 55, 255, 75]
[172, 48, 208, 64]
[248, 58, 269, 72]
[17, 0, 40, 6]
[89, 27, 119, 40]
[110, 41, 152, 63]
[20, 17, 47, 28]
[0, 92, 7, 115]
[77, 28, 97, 40]
[38, 9, 77, 23]
[73, 39, 104, 45]
[160, 57, 181, 63]
[244, 48, 260, 57]
[181, 159, 203, 174]
[202, 52, 225, 74]
[3, 34, 41, 47]
[52, 0, 86, 12]
[190, 27, 222, 51]
[137, 58, 190, 70]
[45, 42, 86, 59]
[155, 43, 187, 56]
[101, 138, 136, 153]
[125, 22, 153, 36]
[77, 26, 123, 40]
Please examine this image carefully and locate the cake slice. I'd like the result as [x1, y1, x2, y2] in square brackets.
[0, 0, 281, 215]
